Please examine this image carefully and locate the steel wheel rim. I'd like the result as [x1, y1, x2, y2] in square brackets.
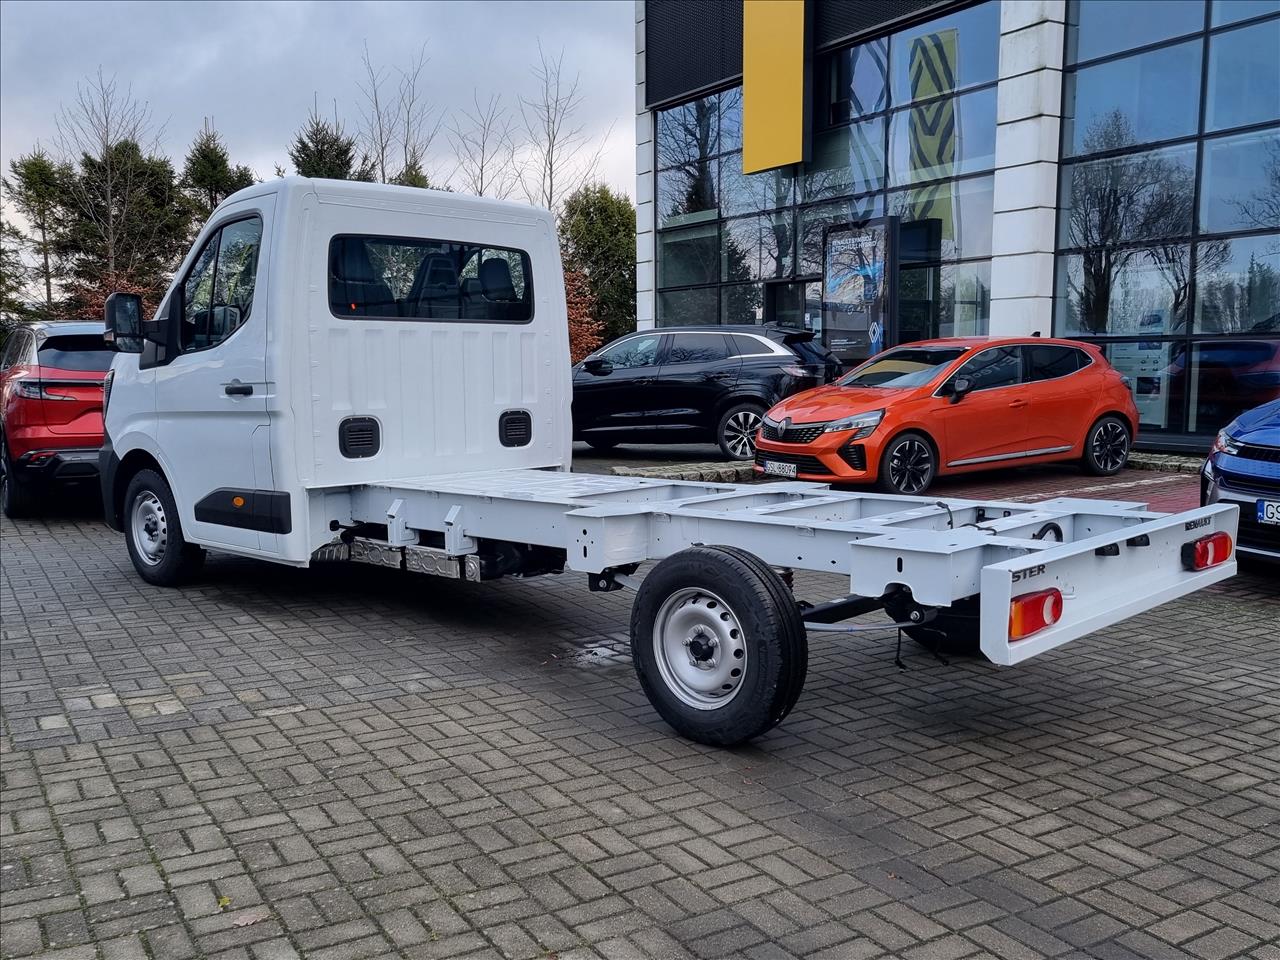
[1093, 421, 1128, 472]
[724, 411, 761, 458]
[130, 491, 168, 566]
[652, 588, 748, 710]
[887, 438, 932, 493]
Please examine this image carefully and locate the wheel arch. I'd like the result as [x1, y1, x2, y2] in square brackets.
[878, 425, 940, 471]
[1090, 409, 1136, 437]
[111, 449, 166, 529]
[713, 391, 771, 422]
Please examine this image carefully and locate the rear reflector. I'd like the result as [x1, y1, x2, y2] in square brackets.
[1181, 531, 1233, 571]
[1009, 588, 1063, 641]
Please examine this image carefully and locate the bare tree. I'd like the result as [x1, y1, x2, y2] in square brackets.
[449, 91, 518, 199]
[517, 42, 607, 219]
[54, 69, 159, 279]
[357, 43, 443, 187]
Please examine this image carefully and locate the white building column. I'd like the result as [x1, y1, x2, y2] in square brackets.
[988, 0, 1067, 336]
[635, 0, 656, 330]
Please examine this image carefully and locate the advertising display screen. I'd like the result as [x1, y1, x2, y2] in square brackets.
[823, 223, 890, 362]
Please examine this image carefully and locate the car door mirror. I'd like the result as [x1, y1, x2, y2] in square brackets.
[948, 376, 973, 403]
[104, 292, 145, 353]
[583, 357, 612, 375]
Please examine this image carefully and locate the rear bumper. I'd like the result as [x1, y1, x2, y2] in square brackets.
[13, 447, 100, 483]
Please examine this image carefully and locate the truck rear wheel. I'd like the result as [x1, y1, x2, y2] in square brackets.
[630, 545, 807, 746]
[124, 469, 206, 586]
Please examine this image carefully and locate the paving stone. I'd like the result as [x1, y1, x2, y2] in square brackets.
[1, 473, 1277, 960]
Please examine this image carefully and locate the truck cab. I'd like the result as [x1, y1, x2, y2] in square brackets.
[101, 177, 571, 565]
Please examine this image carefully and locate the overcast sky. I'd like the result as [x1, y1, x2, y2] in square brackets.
[0, 0, 635, 204]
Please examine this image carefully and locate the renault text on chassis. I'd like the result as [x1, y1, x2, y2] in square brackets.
[99, 179, 1240, 747]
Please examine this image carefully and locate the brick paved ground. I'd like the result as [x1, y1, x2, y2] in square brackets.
[2, 471, 1278, 960]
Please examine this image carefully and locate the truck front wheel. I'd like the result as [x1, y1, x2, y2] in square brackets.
[630, 545, 807, 746]
[124, 469, 205, 586]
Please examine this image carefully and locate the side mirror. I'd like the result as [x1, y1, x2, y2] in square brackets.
[583, 357, 612, 375]
[104, 292, 144, 353]
[949, 376, 973, 404]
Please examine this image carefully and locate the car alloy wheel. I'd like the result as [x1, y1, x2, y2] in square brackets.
[723, 409, 761, 459]
[1092, 420, 1129, 473]
[886, 436, 933, 494]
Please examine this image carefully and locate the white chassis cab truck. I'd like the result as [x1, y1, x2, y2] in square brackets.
[99, 178, 1240, 746]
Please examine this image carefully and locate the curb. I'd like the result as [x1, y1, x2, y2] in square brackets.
[1126, 452, 1204, 475]
[609, 462, 757, 483]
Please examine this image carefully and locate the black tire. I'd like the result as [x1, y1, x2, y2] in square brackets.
[902, 596, 982, 657]
[875, 431, 936, 495]
[1082, 415, 1131, 476]
[717, 403, 765, 461]
[1, 440, 38, 519]
[585, 438, 619, 451]
[630, 544, 807, 746]
[122, 468, 205, 586]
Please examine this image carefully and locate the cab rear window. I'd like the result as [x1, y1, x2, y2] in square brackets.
[329, 234, 533, 323]
[37, 335, 113, 372]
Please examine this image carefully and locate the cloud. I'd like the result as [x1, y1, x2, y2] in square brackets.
[0, 0, 635, 201]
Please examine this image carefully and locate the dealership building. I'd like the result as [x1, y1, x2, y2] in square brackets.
[632, 0, 1279, 449]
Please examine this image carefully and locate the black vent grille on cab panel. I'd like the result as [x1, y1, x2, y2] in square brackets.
[499, 410, 533, 447]
[339, 417, 381, 458]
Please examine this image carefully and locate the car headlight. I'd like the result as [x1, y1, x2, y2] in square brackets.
[822, 409, 884, 439]
[1212, 429, 1241, 455]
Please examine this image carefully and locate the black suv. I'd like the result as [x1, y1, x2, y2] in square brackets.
[572, 325, 842, 460]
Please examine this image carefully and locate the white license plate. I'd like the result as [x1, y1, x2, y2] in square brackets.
[1258, 500, 1280, 525]
[761, 460, 797, 478]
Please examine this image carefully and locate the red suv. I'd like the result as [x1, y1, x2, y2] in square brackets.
[1, 321, 112, 517]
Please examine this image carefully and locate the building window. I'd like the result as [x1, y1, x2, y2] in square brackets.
[1062, 42, 1202, 156]
[1056, 0, 1280, 444]
[1066, 0, 1205, 64]
[653, 0, 999, 342]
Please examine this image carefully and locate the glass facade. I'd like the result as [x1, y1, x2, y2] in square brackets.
[1057, 0, 1280, 444]
[653, 0, 999, 350]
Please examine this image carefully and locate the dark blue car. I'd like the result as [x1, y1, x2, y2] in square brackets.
[1202, 399, 1280, 561]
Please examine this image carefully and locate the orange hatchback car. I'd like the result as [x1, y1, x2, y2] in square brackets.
[754, 337, 1140, 495]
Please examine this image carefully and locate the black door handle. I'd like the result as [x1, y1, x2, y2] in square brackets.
[224, 381, 253, 397]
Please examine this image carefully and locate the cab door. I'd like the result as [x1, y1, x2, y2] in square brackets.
[934, 345, 1032, 467]
[155, 202, 275, 552]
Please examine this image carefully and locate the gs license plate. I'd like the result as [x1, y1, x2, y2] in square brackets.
[1258, 500, 1280, 525]
[762, 460, 797, 478]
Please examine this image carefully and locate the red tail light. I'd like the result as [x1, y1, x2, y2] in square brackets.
[1009, 588, 1063, 641]
[1181, 531, 1233, 571]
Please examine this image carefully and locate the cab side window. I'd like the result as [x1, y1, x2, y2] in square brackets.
[180, 216, 263, 353]
[599, 335, 659, 369]
[954, 346, 1022, 391]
